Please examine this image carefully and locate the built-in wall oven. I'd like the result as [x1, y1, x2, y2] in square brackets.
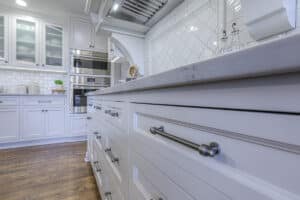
[70, 75, 110, 113]
[71, 49, 111, 76]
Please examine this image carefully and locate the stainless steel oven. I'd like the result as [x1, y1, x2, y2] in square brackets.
[71, 49, 111, 76]
[70, 75, 110, 113]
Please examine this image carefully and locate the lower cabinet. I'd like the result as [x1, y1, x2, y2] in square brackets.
[21, 106, 65, 139]
[45, 107, 65, 137]
[0, 108, 19, 143]
[70, 114, 87, 136]
[21, 107, 45, 139]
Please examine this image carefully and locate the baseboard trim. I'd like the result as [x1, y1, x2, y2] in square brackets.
[0, 136, 87, 150]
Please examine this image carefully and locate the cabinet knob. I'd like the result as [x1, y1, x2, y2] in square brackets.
[42, 64, 45, 67]
[4, 60, 8, 64]
[87, 116, 92, 120]
[36, 63, 39, 66]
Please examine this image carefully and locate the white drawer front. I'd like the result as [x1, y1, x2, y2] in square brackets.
[0, 97, 19, 106]
[102, 101, 127, 131]
[130, 103, 300, 200]
[130, 151, 196, 200]
[22, 96, 65, 106]
[102, 122, 129, 199]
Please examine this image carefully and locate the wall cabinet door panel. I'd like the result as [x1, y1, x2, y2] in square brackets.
[70, 19, 93, 50]
[12, 17, 40, 67]
[0, 108, 19, 142]
[0, 15, 8, 64]
[42, 23, 64, 68]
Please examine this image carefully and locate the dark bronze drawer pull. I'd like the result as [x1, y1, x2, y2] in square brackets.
[150, 126, 220, 157]
[105, 148, 119, 164]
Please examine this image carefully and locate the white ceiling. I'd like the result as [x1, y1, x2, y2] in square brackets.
[0, 0, 87, 16]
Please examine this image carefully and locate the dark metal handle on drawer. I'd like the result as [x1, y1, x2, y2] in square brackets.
[104, 192, 112, 200]
[104, 148, 119, 164]
[105, 110, 111, 114]
[87, 116, 92, 120]
[110, 111, 119, 117]
[94, 106, 102, 110]
[93, 161, 102, 173]
[149, 126, 220, 157]
[0, 101, 3, 103]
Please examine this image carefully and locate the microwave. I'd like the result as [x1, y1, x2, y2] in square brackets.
[70, 49, 111, 76]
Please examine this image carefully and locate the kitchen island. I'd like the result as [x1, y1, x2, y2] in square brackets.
[86, 34, 300, 200]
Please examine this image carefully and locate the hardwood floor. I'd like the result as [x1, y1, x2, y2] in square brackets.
[0, 142, 101, 200]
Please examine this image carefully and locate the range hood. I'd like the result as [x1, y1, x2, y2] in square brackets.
[85, 0, 183, 35]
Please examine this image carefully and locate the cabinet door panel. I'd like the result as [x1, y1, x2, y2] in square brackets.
[71, 19, 92, 50]
[21, 108, 44, 139]
[0, 109, 19, 142]
[13, 17, 39, 66]
[93, 31, 108, 52]
[0, 15, 8, 64]
[46, 107, 65, 137]
[70, 115, 87, 136]
[44, 24, 64, 68]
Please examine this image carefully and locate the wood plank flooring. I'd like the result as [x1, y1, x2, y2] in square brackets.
[0, 142, 101, 200]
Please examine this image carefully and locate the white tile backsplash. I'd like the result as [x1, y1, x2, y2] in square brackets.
[0, 70, 67, 94]
[145, 0, 300, 75]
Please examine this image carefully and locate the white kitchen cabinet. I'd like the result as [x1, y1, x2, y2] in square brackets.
[21, 107, 45, 139]
[0, 108, 19, 143]
[70, 115, 87, 136]
[70, 17, 108, 52]
[93, 31, 108, 52]
[45, 107, 65, 137]
[12, 16, 40, 67]
[11, 16, 65, 69]
[0, 15, 8, 64]
[42, 23, 64, 68]
[21, 107, 65, 139]
[70, 18, 93, 50]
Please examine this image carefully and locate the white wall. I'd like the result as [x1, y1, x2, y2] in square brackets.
[145, 0, 300, 75]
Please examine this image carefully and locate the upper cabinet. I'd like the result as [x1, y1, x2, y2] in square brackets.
[70, 17, 108, 52]
[0, 15, 8, 64]
[70, 18, 93, 50]
[43, 23, 64, 68]
[12, 17, 39, 67]
[1, 14, 66, 70]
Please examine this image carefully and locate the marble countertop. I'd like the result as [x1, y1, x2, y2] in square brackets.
[89, 33, 300, 96]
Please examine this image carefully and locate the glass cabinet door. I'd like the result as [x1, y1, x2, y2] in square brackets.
[0, 16, 8, 63]
[0, 16, 4, 59]
[44, 24, 63, 67]
[15, 18, 37, 65]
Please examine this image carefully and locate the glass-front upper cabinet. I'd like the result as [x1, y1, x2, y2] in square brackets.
[43, 24, 63, 68]
[0, 15, 8, 64]
[13, 17, 39, 66]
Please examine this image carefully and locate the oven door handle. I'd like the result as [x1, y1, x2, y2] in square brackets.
[73, 55, 108, 62]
